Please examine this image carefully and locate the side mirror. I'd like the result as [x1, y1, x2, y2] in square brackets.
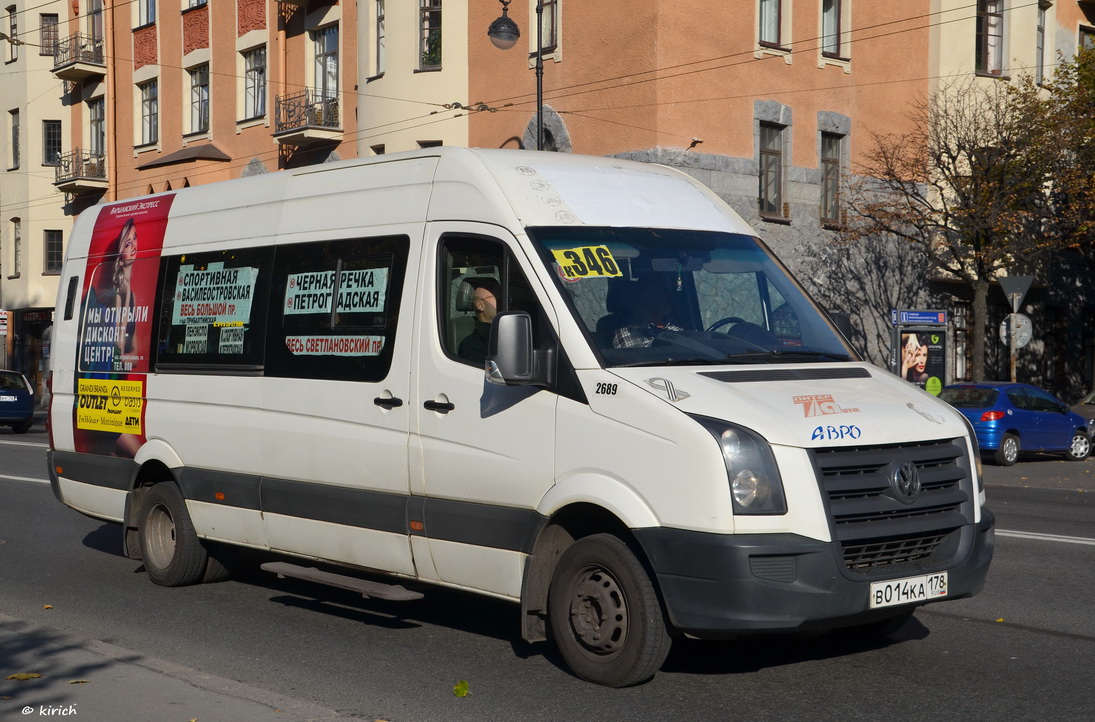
[485, 311, 534, 386]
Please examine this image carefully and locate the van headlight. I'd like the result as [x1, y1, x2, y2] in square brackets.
[692, 416, 787, 515]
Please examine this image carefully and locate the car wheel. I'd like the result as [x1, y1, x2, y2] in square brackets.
[1065, 432, 1091, 462]
[548, 534, 672, 687]
[12, 421, 30, 434]
[138, 482, 210, 587]
[993, 433, 1019, 466]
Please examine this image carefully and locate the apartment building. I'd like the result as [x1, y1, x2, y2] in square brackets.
[1, 1, 68, 385]
[467, 0, 1095, 393]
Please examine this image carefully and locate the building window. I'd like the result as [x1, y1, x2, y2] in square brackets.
[820, 132, 842, 224]
[11, 218, 21, 277]
[375, 0, 385, 75]
[822, 0, 841, 57]
[759, 123, 784, 217]
[140, 80, 158, 145]
[189, 65, 209, 133]
[45, 230, 63, 273]
[6, 6, 17, 62]
[539, 0, 559, 53]
[244, 48, 266, 119]
[187, 0, 206, 8]
[40, 14, 58, 55]
[88, 0, 103, 41]
[1034, 5, 1046, 85]
[88, 97, 105, 155]
[43, 120, 62, 165]
[1081, 26, 1095, 52]
[419, 0, 442, 69]
[976, 0, 1004, 75]
[314, 25, 339, 99]
[8, 109, 18, 168]
[759, 0, 782, 47]
[139, 0, 155, 26]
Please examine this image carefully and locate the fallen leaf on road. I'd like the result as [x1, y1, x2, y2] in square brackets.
[43, 605, 52, 610]
[68, 680, 89, 685]
[6, 673, 42, 681]
[996, 618, 1005, 622]
[453, 680, 470, 697]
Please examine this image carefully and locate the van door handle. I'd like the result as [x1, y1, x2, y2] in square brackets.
[423, 400, 455, 413]
[374, 396, 404, 409]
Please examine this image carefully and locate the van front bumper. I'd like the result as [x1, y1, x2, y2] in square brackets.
[633, 509, 994, 637]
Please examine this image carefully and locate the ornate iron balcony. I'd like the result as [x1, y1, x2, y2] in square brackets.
[52, 33, 106, 80]
[54, 149, 107, 193]
[274, 88, 342, 145]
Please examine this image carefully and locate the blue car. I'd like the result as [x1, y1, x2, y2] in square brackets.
[939, 382, 1091, 466]
[0, 369, 34, 434]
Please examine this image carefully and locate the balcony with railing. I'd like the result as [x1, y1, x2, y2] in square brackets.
[274, 88, 342, 146]
[52, 33, 106, 81]
[54, 149, 107, 194]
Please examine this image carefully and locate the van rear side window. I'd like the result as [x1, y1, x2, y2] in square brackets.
[264, 236, 408, 382]
[154, 247, 274, 370]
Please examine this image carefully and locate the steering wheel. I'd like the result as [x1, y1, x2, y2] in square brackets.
[706, 316, 746, 333]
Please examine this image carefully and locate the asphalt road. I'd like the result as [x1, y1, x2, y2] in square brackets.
[2, 427, 1093, 721]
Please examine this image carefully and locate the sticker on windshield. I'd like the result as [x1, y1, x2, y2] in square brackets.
[551, 246, 622, 280]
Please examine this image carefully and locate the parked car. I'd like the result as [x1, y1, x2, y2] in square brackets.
[1071, 389, 1095, 438]
[0, 369, 34, 434]
[939, 382, 1091, 466]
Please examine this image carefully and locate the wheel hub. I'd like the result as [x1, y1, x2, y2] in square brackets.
[568, 568, 627, 655]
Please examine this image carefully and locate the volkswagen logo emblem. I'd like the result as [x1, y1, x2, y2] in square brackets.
[891, 460, 921, 504]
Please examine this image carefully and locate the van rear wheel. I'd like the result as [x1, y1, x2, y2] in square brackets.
[138, 482, 209, 587]
[548, 534, 671, 687]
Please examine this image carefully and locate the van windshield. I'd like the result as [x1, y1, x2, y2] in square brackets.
[528, 227, 856, 367]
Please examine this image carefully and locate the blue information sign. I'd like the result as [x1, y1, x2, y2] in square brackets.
[892, 309, 948, 327]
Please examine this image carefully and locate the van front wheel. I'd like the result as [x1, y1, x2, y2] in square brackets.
[548, 534, 671, 687]
[138, 482, 209, 587]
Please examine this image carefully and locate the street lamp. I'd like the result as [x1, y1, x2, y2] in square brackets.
[488, 0, 544, 151]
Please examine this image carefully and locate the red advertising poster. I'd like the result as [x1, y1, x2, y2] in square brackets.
[74, 195, 175, 457]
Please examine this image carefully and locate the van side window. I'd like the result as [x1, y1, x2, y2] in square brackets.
[264, 236, 409, 382]
[439, 235, 550, 366]
[154, 247, 273, 371]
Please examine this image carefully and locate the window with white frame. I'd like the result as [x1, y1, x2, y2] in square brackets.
[419, 0, 442, 69]
[11, 218, 21, 277]
[189, 64, 209, 133]
[759, 123, 784, 216]
[539, 0, 559, 53]
[1036, 4, 1046, 85]
[139, 80, 158, 145]
[976, 0, 1004, 75]
[821, 0, 842, 57]
[314, 25, 339, 100]
[244, 47, 266, 119]
[820, 132, 843, 224]
[759, 0, 782, 47]
[45, 230, 63, 273]
[139, 0, 155, 26]
[43, 120, 62, 165]
[89, 97, 105, 155]
[375, 0, 385, 75]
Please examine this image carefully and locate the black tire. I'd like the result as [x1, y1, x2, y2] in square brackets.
[12, 421, 30, 434]
[548, 534, 671, 687]
[1064, 432, 1091, 462]
[138, 482, 209, 587]
[993, 433, 1019, 466]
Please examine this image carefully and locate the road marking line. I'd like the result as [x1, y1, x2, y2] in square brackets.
[0, 473, 49, 485]
[997, 529, 1095, 546]
[0, 439, 47, 448]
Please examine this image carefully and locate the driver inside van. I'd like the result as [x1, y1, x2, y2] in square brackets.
[613, 275, 683, 349]
[459, 278, 502, 364]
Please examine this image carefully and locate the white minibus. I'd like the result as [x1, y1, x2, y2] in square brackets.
[48, 148, 993, 686]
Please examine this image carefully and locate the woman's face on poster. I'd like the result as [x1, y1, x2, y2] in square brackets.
[119, 226, 138, 264]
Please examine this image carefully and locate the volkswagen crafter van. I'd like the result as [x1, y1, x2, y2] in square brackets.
[47, 148, 994, 687]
